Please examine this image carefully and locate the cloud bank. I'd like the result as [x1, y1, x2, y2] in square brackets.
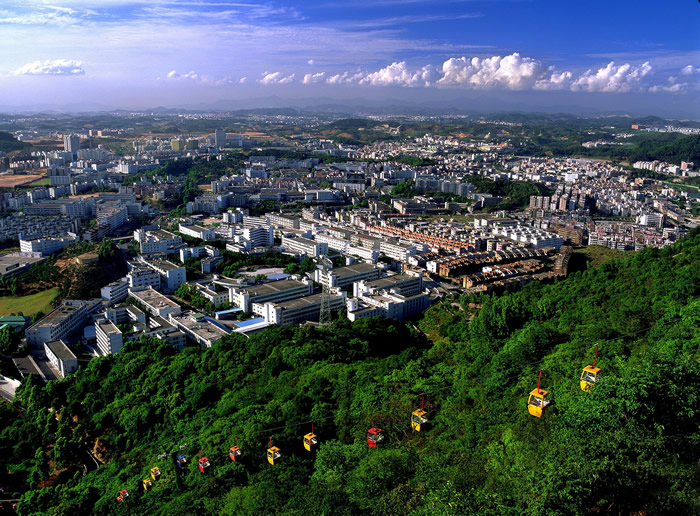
[14, 59, 85, 75]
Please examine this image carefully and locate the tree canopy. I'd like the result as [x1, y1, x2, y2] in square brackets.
[1, 230, 698, 515]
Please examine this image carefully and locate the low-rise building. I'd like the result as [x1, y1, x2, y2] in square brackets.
[380, 240, 418, 262]
[256, 291, 346, 325]
[313, 263, 381, 289]
[44, 339, 78, 378]
[128, 287, 182, 318]
[101, 280, 129, 305]
[168, 311, 230, 347]
[127, 266, 161, 289]
[281, 236, 328, 257]
[228, 278, 313, 312]
[140, 259, 186, 292]
[19, 235, 78, 256]
[95, 319, 124, 355]
[178, 223, 216, 241]
[26, 300, 89, 348]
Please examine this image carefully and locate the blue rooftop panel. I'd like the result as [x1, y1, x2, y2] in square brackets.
[266, 273, 290, 280]
[234, 317, 266, 328]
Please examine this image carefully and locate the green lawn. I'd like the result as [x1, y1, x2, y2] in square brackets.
[0, 288, 59, 317]
[29, 178, 52, 186]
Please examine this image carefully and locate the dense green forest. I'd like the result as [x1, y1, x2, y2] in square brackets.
[0, 132, 31, 154]
[1, 231, 698, 515]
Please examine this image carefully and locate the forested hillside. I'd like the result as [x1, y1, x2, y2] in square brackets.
[2, 232, 699, 515]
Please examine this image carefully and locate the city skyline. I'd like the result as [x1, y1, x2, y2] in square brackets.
[0, 1, 698, 116]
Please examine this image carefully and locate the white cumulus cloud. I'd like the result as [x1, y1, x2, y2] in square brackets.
[302, 72, 325, 84]
[239, 76, 248, 84]
[326, 70, 365, 84]
[166, 70, 198, 80]
[359, 62, 438, 87]
[259, 71, 295, 84]
[571, 61, 652, 93]
[307, 59, 315, 65]
[14, 59, 85, 75]
[436, 53, 547, 90]
[680, 65, 700, 76]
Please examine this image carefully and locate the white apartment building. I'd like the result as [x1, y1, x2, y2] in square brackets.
[229, 278, 313, 312]
[44, 339, 78, 377]
[257, 291, 346, 325]
[140, 259, 187, 292]
[243, 226, 274, 248]
[265, 214, 300, 229]
[178, 223, 216, 241]
[281, 236, 328, 258]
[135, 229, 183, 254]
[95, 320, 124, 355]
[128, 287, 182, 318]
[314, 233, 352, 254]
[347, 290, 430, 322]
[26, 301, 89, 348]
[313, 263, 381, 289]
[168, 311, 230, 347]
[101, 280, 129, 305]
[379, 240, 418, 262]
[347, 245, 380, 263]
[97, 205, 128, 231]
[19, 235, 78, 257]
[127, 266, 161, 289]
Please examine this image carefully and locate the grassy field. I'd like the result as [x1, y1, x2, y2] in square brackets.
[28, 177, 51, 186]
[0, 288, 58, 317]
[572, 245, 635, 269]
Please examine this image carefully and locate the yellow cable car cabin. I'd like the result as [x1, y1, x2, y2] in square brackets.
[267, 446, 282, 465]
[150, 466, 160, 481]
[142, 478, 153, 491]
[303, 432, 318, 452]
[527, 388, 551, 418]
[580, 365, 600, 391]
[411, 409, 428, 432]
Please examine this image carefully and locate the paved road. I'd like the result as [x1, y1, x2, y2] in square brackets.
[0, 375, 19, 402]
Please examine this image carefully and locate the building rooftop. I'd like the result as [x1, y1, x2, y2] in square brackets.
[32, 302, 85, 329]
[0, 254, 44, 276]
[328, 263, 377, 277]
[240, 279, 308, 298]
[149, 259, 182, 272]
[129, 287, 180, 310]
[270, 292, 328, 310]
[170, 311, 230, 342]
[45, 339, 77, 363]
[98, 320, 121, 335]
[366, 273, 418, 289]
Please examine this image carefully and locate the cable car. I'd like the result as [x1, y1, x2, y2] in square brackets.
[229, 444, 241, 461]
[580, 345, 600, 392]
[527, 370, 551, 418]
[411, 396, 429, 432]
[367, 423, 385, 449]
[142, 478, 153, 491]
[150, 466, 161, 481]
[303, 423, 318, 452]
[198, 456, 210, 473]
[267, 437, 282, 465]
[116, 489, 129, 502]
[176, 453, 187, 468]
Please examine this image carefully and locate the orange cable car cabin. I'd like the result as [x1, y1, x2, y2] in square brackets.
[116, 489, 129, 502]
[580, 344, 601, 392]
[527, 370, 551, 418]
[229, 443, 241, 461]
[303, 423, 318, 452]
[267, 437, 282, 465]
[367, 424, 385, 448]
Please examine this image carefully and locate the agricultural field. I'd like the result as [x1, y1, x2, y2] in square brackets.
[0, 174, 44, 188]
[0, 288, 58, 317]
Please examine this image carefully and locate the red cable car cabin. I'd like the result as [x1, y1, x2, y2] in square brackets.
[366, 426, 385, 448]
[198, 456, 211, 473]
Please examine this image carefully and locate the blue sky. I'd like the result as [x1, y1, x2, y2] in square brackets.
[0, 0, 698, 115]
